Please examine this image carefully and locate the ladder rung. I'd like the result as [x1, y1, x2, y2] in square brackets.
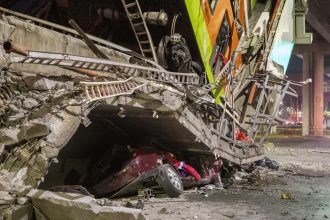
[140, 40, 150, 44]
[96, 86, 101, 97]
[43, 59, 53, 65]
[119, 84, 125, 93]
[53, 60, 62, 65]
[133, 22, 143, 27]
[92, 63, 100, 70]
[136, 31, 148, 36]
[85, 62, 93, 69]
[78, 62, 85, 68]
[124, 83, 130, 91]
[108, 85, 114, 95]
[126, 2, 137, 8]
[136, 31, 147, 36]
[129, 13, 141, 18]
[126, 81, 133, 89]
[114, 84, 119, 93]
[142, 49, 152, 52]
[90, 86, 96, 98]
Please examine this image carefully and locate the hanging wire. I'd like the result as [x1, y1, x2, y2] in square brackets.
[171, 14, 179, 36]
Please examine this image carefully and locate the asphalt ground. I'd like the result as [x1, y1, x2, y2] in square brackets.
[140, 137, 330, 220]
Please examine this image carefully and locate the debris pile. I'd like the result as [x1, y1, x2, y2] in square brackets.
[0, 0, 304, 218]
[217, 156, 282, 190]
[0, 71, 85, 216]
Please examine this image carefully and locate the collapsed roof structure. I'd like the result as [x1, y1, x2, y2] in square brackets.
[0, 0, 311, 218]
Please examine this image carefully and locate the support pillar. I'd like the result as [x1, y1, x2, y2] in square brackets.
[312, 52, 324, 136]
[302, 52, 310, 135]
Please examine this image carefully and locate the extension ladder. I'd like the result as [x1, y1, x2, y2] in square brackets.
[80, 77, 144, 102]
[10, 51, 199, 85]
[121, 0, 158, 62]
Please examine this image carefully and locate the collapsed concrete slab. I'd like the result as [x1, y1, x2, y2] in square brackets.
[0, 128, 19, 145]
[0, 5, 271, 217]
[0, 70, 85, 203]
[1, 204, 34, 220]
[0, 191, 15, 205]
[18, 122, 50, 141]
[27, 189, 145, 220]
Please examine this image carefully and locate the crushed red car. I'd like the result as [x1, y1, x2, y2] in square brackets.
[89, 146, 223, 198]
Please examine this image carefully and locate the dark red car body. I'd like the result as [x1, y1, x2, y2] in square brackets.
[91, 151, 222, 198]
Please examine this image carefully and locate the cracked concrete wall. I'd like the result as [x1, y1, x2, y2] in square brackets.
[0, 15, 130, 78]
[0, 70, 84, 213]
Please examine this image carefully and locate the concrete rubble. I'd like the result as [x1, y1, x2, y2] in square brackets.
[0, 69, 85, 217]
[0, 69, 146, 219]
[0, 4, 267, 219]
[26, 189, 145, 220]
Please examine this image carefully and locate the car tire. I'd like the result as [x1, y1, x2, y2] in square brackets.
[158, 164, 183, 197]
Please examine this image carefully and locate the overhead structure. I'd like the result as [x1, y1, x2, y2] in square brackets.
[0, 0, 312, 216]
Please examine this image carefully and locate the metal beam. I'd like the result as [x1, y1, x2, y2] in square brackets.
[306, 1, 330, 43]
[293, 42, 330, 54]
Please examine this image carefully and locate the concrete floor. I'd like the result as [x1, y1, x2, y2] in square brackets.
[140, 137, 330, 220]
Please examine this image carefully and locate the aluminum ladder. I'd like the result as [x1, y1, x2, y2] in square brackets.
[80, 77, 145, 102]
[9, 51, 200, 85]
[121, 0, 158, 63]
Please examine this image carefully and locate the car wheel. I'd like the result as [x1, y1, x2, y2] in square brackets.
[158, 164, 183, 197]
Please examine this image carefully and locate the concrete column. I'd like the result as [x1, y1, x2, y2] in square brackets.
[312, 52, 324, 136]
[302, 52, 310, 135]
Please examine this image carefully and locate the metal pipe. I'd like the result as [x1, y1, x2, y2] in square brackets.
[3, 41, 101, 77]
[243, 0, 250, 35]
[63, 67, 101, 77]
[143, 11, 168, 26]
[3, 41, 28, 56]
[247, 82, 257, 104]
[68, 19, 108, 59]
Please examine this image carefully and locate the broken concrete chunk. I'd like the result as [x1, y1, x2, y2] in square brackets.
[0, 179, 11, 193]
[26, 154, 48, 186]
[27, 189, 145, 220]
[0, 128, 19, 145]
[13, 185, 33, 198]
[31, 105, 52, 119]
[8, 112, 26, 122]
[65, 105, 81, 116]
[18, 122, 49, 140]
[0, 144, 4, 156]
[0, 191, 15, 205]
[8, 104, 20, 112]
[62, 99, 80, 106]
[23, 97, 39, 110]
[23, 76, 75, 91]
[16, 197, 29, 205]
[0, 170, 31, 196]
[62, 81, 74, 90]
[46, 113, 81, 148]
[1, 204, 34, 220]
[41, 146, 59, 159]
[24, 77, 58, 91]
